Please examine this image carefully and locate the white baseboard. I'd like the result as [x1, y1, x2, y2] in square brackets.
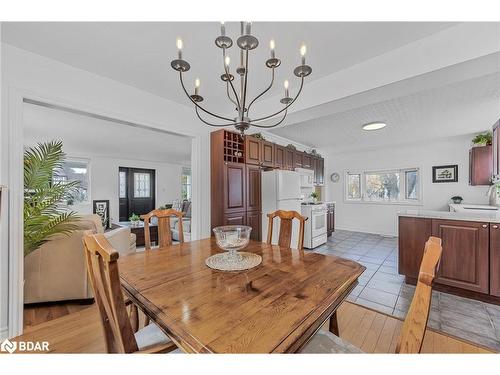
[334, 225, 397, 238]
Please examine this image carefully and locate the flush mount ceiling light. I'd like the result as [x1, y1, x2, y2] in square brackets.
[171, 21, 312, 136]
[362, 122, 387, 131]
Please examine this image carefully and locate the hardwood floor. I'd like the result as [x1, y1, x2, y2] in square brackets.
[20, 301, 493, 353]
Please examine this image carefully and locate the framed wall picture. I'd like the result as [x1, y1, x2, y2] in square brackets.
[93, 199, 110, 229]
[432, 165, 458, 183]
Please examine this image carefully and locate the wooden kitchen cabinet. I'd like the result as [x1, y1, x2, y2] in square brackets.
[294, 151, 303, 168]
[275, 145, 285, 169]
[490, 223, 500, 297]
[246, 164, 261, 212]
[245, 136, 262, 165]
[326, 203, 335, 237]
[469, 145, 492, 186]
[223, 162, 246, 214]
[398, 217, 432, 279]
[223, 212, 246, 226]
[493, 120, 499, 176]
[261, 140, 275, 167]
[302, 153, 313, 169]
[246, 210, 262, 241]
[284, 148, 295, 170]
[432, 219, 489, 294]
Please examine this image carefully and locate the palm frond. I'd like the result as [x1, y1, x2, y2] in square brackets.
[24, 141, 81, 256]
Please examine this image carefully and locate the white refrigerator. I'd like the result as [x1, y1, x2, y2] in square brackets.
[261, 170, 302, 249]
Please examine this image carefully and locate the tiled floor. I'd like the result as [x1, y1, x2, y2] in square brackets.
[313, 229, 500, 352]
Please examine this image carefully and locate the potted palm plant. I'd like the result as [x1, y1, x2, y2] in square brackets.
[24, 141, 80, 256]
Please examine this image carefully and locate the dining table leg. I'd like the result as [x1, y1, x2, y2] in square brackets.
[329, 312, 339, 336]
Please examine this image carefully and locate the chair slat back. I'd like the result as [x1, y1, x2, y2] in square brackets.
[83, 232, 138, 353]
[266, 210, 307, 250]
[396, 236, 443, 354]
[141, 209, 184, 250]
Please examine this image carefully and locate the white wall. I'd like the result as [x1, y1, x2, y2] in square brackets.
[22, 146, 187, 222]
[324, 135, 490, 236]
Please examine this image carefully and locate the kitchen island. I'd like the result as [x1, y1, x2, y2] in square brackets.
[398, 209, 500, 304]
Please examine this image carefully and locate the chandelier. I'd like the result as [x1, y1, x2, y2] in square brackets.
[170, 21, 312, 135]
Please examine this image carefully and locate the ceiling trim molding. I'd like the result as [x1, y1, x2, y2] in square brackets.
[23, 98, 192, 139]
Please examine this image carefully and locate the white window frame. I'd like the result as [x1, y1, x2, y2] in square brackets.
[181, 167, 192, 200]
[54, 156, 91, 205]
[344, 167, 423, 205]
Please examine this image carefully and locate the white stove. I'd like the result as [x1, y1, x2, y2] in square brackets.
[301, 203, 327, 249]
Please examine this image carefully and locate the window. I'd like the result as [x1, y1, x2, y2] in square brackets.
[345, 168, 421, 204]
[119, 171, 126, 198]
[53, 158, 90, 205]
[347, 173, 361, 200]
[134, 172, 151, 198]
[181, 167, 191, 200]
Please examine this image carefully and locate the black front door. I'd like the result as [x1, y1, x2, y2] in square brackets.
[119, 167, 156, 221]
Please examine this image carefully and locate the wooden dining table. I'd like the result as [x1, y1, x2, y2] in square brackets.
[118, 238, 365, 353]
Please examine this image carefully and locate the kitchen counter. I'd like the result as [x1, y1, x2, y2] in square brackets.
[398, 208, 500, 223]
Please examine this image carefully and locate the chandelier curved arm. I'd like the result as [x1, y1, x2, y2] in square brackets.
[195, 106, 234, 127]
[179, 72, 233, 122]
[252, 76, 304, 123]
[247, 67, 275, 116]
[226, 82, 238, 107]
[222, 49, 242, 114]
[250, 108, 287, 128]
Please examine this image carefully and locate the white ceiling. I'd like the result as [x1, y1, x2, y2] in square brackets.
[2, 22, 458, 117]
[269, 72, 500, 152]
[23, 103, 192, 164]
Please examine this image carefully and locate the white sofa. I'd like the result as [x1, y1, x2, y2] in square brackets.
[24, 214, 136, 304]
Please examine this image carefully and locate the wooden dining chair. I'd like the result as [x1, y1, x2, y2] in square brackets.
[141, 208, 184, 250]
[266, 210, 308, 251]
[301, 236, 443, 354]
[82, 231, 180, 353]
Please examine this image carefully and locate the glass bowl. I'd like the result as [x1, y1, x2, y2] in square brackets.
[212, 225, 252, 259]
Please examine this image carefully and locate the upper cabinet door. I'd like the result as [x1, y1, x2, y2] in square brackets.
[491, 223, 500, 297]
[223, 162, 246, 213]
[469, 146, 492, 186]
[275, 145, 285, 169]
[302, 154, 312, 169]
[294, 151, 303, 168]
[432, 219, 489, 293]
[493, 120, 499, 176]
[245, 137, 262, 165]
[284, 148, 295, 170]
[246, 164, 262, 212]
[261, 141, 275, 167]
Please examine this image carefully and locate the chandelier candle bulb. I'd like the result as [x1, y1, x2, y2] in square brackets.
[300, 44, 307, 65]
[195, 78, 200, 95]
[270, 39, 276, 58]
[284, 80, 289, 97]
[176, 38, 183, 60]
[245, 22, 252, 35]
[225, 56, 230, 66]
[220, 22, 226, 37]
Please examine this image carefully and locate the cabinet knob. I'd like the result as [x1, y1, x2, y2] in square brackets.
[493, 225, 499, 229]
[482, 224, 488, 228]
